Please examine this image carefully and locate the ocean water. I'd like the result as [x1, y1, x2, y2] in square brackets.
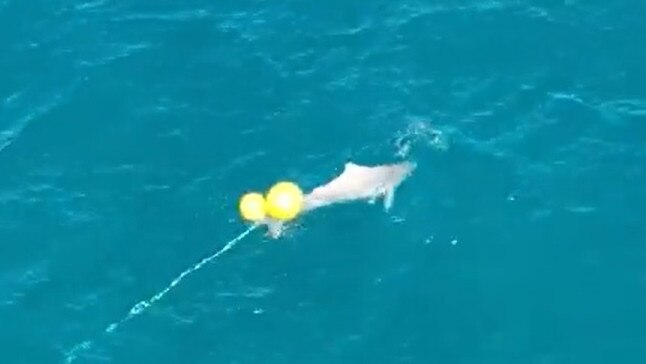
[1, 0, 645, 363]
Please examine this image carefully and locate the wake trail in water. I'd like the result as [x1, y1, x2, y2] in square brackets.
[64, 224, 259, 364]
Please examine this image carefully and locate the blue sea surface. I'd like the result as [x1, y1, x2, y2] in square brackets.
[1, 0, 645, 363]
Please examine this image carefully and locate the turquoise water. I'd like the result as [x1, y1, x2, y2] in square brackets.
[2, 0, 646, 363]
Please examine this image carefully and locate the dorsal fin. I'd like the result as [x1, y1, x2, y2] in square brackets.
[343, 162, 368, 176]
[344, 162, 359, 171]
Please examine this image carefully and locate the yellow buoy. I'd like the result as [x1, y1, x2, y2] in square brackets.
[238, 192, 267, 222]
[265, 181, 304, 221]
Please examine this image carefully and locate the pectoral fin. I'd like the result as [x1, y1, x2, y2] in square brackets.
[383, 187, 395, 211]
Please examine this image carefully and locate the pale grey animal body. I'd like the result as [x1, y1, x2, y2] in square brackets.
[303, 161, 416, 211]
[261, 160, 416, 238]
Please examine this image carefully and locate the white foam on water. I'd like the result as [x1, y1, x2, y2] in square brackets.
[394, 119, 449, 158]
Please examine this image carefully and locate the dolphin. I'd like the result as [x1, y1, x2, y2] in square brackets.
[303, 160, 417, 211]
[262, 160, 416, 238]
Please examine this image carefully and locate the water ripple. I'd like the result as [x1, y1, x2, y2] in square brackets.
[601, 98, 646, 118]
[0, 89, 65, 154]
[75, 41, 154, 68]
[111, 8, 212, 22]
[73, 0, 108, 12]
[0, 262, 50, 307]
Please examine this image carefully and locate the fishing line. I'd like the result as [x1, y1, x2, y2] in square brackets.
[64, 224, 259, 363]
